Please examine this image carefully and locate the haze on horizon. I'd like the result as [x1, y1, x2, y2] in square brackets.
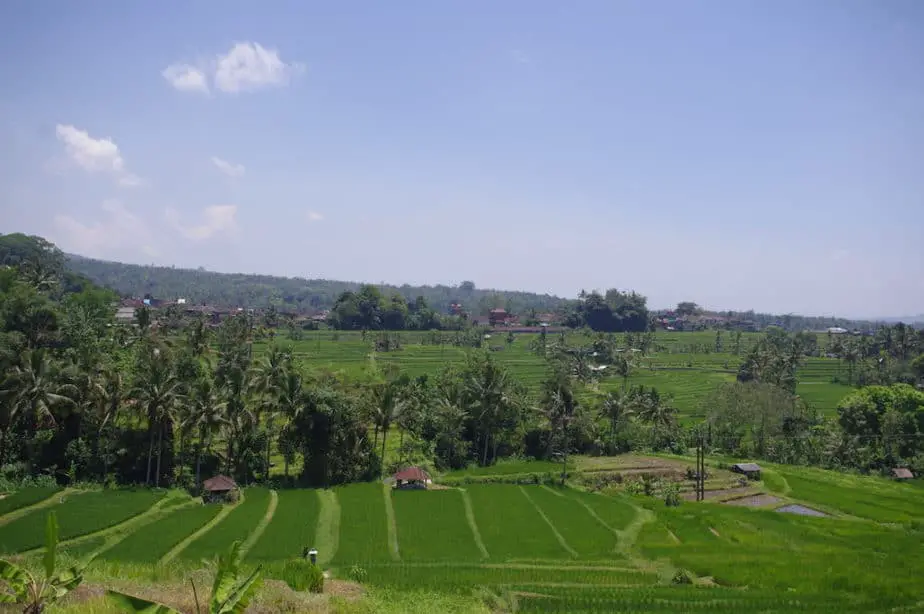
[1, 1, 922, 319]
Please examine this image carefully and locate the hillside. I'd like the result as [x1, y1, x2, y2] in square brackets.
[65, 254, 572, 315]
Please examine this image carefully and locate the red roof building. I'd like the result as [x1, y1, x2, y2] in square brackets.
[393, 466, 431, 489]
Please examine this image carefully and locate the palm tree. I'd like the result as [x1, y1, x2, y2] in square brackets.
[250, 346, 293, 482]
[599, 389, 634, 437]
[130, 352, 181, 486]
[0, 349, 78, 466]
[368, 379, 406, 473]
[186, 376, 226, 488]
[90, 367, 122, 481]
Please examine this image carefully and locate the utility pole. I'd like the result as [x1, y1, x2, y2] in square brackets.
[696, 434, 706, 502]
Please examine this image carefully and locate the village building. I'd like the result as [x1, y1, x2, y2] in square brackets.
[730, 463, 762, 480]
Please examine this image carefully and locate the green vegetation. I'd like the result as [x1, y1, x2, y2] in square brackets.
[100, 504, 221, 563]
[525, 486, 619, 557]
[392, 489, 482, 561]
[0, 489, 162, 554]
[465, 485, 566, 560]
[333, 483, 391, 563]
[247, 489, 320, 561]
[0, 486, 60, 516]
[179, 488, 271, 561]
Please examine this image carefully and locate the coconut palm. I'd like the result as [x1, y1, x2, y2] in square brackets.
[0, 349, 78, 466]
[130, 351, 182, 486]
[185, 376, 226, 489]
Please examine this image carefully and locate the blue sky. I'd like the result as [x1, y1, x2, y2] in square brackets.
[1, 1, 922, 318]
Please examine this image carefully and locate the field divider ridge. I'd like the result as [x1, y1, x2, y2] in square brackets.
[383, 483, 400, 561]
[315, 489, 340, 566]
[239, 489, 277, 558]
[569, 493, 623, 549]
[518, 486, 578, 558]
[159, 492, 242, 565]
[0, 487, 81, 527]
[459, 488, 489, 559]
[539, 485, 566, 498]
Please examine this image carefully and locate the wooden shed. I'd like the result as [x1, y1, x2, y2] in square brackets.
[730, 463, 762, 480]
[393, 466, 431, 490]
[892, 468, 914, 481]
[202, 475, 238, 503]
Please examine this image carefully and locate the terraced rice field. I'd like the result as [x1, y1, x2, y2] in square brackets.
[247, 489, 319, 561]
[180, 487, 271, 561]
[100, 503, 221, 563]
[251, 330, 854, 419]
[0, 488, 163, 553]
[2, 457, 921, 612]
[0, 486, 60, 516]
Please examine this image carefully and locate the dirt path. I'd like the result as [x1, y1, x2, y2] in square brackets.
[459, 488, 489, 559]
[382, 483, 401, 562]
[159, 493, 241, 565]
[240, 490, 278, 557]
[519, 486, 577, 558]
[314, 489, 341, 566]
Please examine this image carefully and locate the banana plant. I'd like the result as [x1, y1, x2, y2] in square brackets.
[107, 540, 263, 614]
[0, 511, 88, 614]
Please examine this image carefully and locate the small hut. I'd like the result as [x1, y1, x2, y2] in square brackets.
[393, 466, 431, 490]
[730, 463, 762, 481]
[202, 475, 238, 503]
[892, 468, 914, 481]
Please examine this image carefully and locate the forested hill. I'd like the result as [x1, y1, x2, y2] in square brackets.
[66, 254, 572, 315]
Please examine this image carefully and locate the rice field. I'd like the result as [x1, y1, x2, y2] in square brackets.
[332, 482, 391, 563]
[391, 489, 482, 561]
[0, 488, 163, 553]
[179, 487, 271, 561]
[247, 488, 320, 561]
[250, 330, 854, 419]
[100, 503, 221, 563]
[0, 486, 60, 516]
[3, 455, 923, 612]
[465, 484, 568, 560]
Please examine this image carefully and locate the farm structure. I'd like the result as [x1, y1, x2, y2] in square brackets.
[731, 463, 762, 480]
[202, 475, 238, 503]
[393, 466, 431, 490]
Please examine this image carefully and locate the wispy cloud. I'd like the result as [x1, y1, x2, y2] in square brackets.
[162, 63, 210, 93]
[164, 42, 303, 95]
[306, 210, 324, 222]
[52, 200, 156, 258]
[211, 156, 245, 177]
[55, 124, 145, 188]
[166, 205, 239, 240]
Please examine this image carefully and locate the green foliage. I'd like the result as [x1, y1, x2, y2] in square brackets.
[247, 489, 320, 561]
[180, 488, 271, 561]
[525, 486, 619, 557]
[0, 511, 88, 612]
[0, 489, 163, 554]
[266, 558, 324, 593]
[107, 540, 263, 614]
[391, 489, 482, 561]
[101, 503, 222, 563]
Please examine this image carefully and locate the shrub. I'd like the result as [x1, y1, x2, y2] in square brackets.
[348, 565, 368, 583]
[672, 569, 694, 585]
[276, 559, 324, 593]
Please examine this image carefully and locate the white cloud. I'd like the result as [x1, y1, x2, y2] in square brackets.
[52, 200, 156, 258]
[213, 42, 302, 93]
[211, 156, 245, 177]
[306, 210, 324, 222]
[55, 124, 144, 188]
[162, 63, 210, 93]
[166, 205, 239, 240]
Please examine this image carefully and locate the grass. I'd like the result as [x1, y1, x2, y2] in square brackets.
[465, 484, 567, 560]
[0, 486, 61, 517]
[0, 488, 163, 554]
[179, 487, 272, 561]
[568, 489, 638, 532]
[100, 503, 221, 563]
[391, 489, 483, 561]
[332, 482, 391, 564]
[247, 488, 321, 560]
